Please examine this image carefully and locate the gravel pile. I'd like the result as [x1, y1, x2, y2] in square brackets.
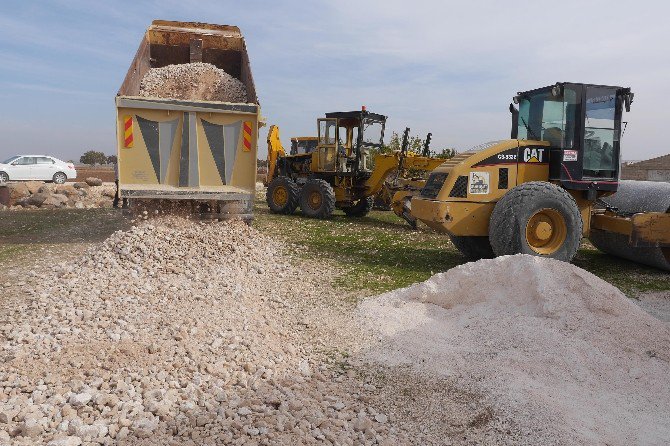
[138, 63, 249, 103]
[0, 218, 402, 445]
[359, 255, 670, 445]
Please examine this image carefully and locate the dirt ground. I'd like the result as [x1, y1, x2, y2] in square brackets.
[0, 203, 668, 445]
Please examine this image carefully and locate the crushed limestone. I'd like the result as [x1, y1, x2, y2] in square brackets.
[138, 63, 249, 103]
[0, 217, 404, 445]
[359, 254, 670, 445]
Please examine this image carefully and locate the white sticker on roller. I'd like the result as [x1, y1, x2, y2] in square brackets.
[563, 150, 578, 162]
[469, 171, 490, 195]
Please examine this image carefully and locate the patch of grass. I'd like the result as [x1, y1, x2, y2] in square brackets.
[254, 196, 670, 296]
[574, 246, 670, 295]
[254, 203, 462, 293]
[0, 208, 129, 270]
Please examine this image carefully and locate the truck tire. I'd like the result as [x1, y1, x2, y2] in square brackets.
[266, 176, 299, 214]
[449, 236, 495, 260]
[300, 179, 335, 219]
[343, 196, 374, 217]
[489, 181, 582, 262]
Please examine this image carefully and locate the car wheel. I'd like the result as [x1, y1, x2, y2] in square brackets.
[0, 172, 8, 183]
[53, 172, 67, 184]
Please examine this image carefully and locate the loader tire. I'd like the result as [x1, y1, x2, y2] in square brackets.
[343, 196, 374, 217]
[489, 181, 582, 262]
[449, 236, 495, 260]
[300, 179, 335, 219]
[266, 176, 299, 214]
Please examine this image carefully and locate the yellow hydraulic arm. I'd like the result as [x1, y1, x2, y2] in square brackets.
[266, 125, 285, 185]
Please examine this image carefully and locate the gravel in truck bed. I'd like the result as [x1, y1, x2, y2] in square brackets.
[138, 63, 249, 103]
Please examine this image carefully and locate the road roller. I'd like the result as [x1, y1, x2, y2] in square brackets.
[411, 82, 670, 270]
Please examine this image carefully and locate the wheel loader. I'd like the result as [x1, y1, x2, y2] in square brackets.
[265, 109, 443, 219]
[411, 82, 670, 270]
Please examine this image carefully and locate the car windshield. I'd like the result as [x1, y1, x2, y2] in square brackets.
[2, 156, 20, 164]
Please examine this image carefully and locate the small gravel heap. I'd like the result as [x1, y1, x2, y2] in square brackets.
[359, 255, 670, 445]
[0, 218, 402, 445]
[138, 63, 249, 103]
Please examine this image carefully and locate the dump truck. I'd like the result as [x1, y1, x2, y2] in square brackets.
[115, 20, 261, 220]
[265, 113, 444, 219]
[411, 82, 670, 270]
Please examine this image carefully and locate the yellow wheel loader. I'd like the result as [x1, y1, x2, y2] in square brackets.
[265, 110, 443, 219]
[411, 82, 670, 270]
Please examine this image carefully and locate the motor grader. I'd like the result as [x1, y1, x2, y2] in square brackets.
[265, 109, 443, 219]
[411, 82, 670, 270]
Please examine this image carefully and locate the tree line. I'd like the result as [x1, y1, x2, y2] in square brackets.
[79, 151, 117, 165]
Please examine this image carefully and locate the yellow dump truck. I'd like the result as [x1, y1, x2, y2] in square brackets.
[116, 20, 261, 219]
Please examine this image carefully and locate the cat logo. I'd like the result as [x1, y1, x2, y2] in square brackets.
[523, 147, 546, 163]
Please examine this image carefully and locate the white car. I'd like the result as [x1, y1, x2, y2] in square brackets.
[0, 155, 77, 184]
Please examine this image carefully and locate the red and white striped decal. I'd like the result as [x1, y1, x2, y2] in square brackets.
[123, 116, 134, 148]
[242, 121, 252, 152]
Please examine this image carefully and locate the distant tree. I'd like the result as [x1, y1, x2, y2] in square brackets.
[383, 131, 430, 154]
[106, 155, 118, 165]
[433, 148, 457, 159]
[80, 150, 108, 166]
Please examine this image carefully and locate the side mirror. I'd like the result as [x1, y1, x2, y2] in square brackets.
[625, 92, 634, 112]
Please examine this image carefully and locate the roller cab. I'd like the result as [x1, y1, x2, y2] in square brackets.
[412, 82, 669, 270]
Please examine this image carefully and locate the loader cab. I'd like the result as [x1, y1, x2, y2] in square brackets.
[290, 137, 318, 155]
[511, 82, 633, 193]
[316, 110, 386, 175]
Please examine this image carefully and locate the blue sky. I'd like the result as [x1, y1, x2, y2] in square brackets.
[1, 0, 668, 162]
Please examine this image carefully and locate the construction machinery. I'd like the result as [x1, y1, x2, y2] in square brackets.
[265, 111, 444, 219]
[411, 82, 670, 270]
[115, 20, 261, 220]
[375, 129, 446, 227]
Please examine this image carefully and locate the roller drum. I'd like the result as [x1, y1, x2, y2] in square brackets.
[589, 180, 670, 271]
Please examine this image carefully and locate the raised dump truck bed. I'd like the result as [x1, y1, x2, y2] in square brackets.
[116, 20, 260, 219]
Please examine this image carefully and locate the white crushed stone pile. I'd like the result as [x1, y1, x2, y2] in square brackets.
[0, 218, 403, 445]
[359, 255, 670, 446]
[138, 62, 249, 103]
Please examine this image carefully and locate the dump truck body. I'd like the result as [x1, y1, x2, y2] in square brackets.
[116, 20, 260, 219]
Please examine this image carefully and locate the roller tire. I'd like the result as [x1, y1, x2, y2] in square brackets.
[449, 236, 495, 260]
[266, 176, 299, 214]
[489, 181, 582, 262]
[343, 196, 374, 217]
[300, 179, 335, 219]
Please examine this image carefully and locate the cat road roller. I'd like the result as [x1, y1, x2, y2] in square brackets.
[411, 82, 670, 270]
